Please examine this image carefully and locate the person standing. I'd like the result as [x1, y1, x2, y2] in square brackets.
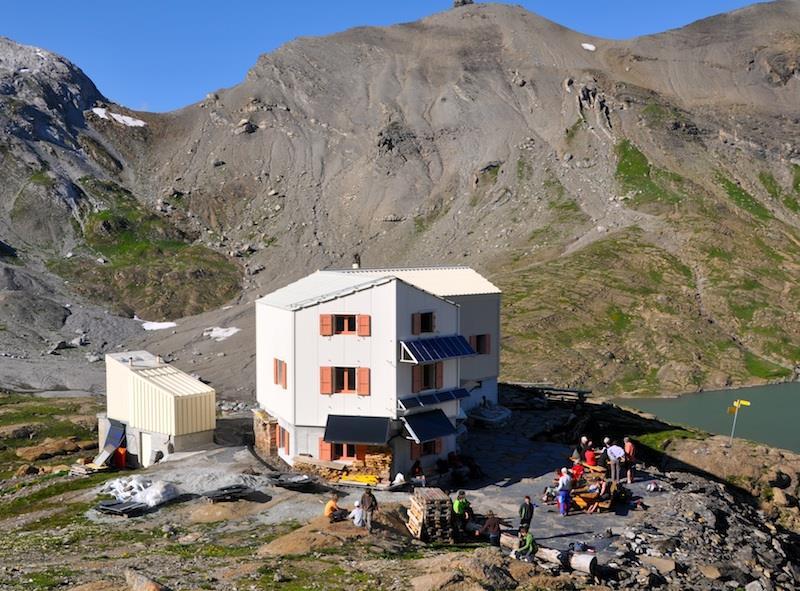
[518, 495, 534, 530]
[584, 442, 597, 467]
[556, 468, 572, 517]
[606, 441, 626, 484]
[360, 487, 378, 533]
[624, 437, 637, 484]
[476, 510, 502, 546]
[453, 490, 473, 534]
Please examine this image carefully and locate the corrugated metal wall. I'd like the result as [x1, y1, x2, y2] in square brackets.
[129, 373, 176, 434]
[106, 356, 130, 422]
[174, 392, 216, 435]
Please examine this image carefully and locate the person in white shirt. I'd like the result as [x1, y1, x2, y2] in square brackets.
[348, 500, 366, 527]
[606, 442, 626, 484]
[556, 467, 573, 517]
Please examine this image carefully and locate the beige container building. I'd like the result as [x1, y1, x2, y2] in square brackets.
[100, 351, 216, 467]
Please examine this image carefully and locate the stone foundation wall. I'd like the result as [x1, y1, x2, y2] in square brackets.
[253, 410, 277, 457]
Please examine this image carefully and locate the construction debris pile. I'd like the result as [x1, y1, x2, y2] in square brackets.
[406, 487, 454, 543]
[101, 475, 179, 508]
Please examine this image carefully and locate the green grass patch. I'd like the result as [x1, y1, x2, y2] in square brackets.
[28, 169, 54, 188]
[717, 175, 772, 220]
[516, 158, 532, 182]
[565, 118, 584, 143]
[707, 246, 733, 261]
[0, 472, 116, 521]
[793, 164, 800, 194]
[743, 351, 792, 379]
[758, 172, 782, 199]
[607, 306, 632, 333]
[637, 428, 703, 452]
[21, 567, 74, 590]
[614, 140, 682, 206]
[729, 300, 762, 323]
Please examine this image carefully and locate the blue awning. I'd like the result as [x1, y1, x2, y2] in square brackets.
[398, 388, 470, 411]
[400, 335, 475, 364]
[402, 409, 456, 443]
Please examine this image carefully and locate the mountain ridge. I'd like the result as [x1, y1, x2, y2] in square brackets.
[1, 1, 800, 398]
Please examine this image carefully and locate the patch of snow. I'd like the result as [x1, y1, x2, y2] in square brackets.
[90, 107, 146, 127]
[109, 112, 146, 127]
[18, 68, 30, 73]
[581, 43, 597, 52]
[133, 316, 178, 331]
[203, 326, 241, 342]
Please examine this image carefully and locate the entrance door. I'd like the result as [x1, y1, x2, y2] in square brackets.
[141, 432, 153, 467]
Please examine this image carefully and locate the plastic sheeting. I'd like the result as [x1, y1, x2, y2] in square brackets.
[100, 475, 179, 508]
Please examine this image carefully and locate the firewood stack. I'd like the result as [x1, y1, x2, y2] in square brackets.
[406, 487, 454, 543]
[362, 450, 391, 481]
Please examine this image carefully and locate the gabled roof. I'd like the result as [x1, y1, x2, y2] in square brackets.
[255, 271, 396, 311]
[332, 266, 501, 297]
[257, 266, 500, 311]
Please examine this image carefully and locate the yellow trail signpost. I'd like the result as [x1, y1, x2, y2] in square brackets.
[728, 399, 751, 447]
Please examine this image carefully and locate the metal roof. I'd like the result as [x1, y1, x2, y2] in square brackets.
[107, 350, 161, 369]
[402, 409, 457, 443]
[255, 271, 395, 311]
[333, 266, 501, 297]
[399, 335, 476, 364]
[256, 266, 499, 311]
[133, 365, 215, 397]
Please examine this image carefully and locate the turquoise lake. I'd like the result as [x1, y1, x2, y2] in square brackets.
[614, 382, 800, 453]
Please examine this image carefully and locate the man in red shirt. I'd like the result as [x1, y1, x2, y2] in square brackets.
[624, 437, 636, 484]
[584, 444, 597, 467]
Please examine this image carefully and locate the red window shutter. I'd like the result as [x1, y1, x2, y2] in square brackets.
[434, 438, 443, 455]
[284, 430, 290, 455]
[273, 358, 279, 385]
[357, 367, 371, 396]
[410, 442, 422, 460]
[412, 365, 423, 393]
[357, 314, 371, 337]
[277, 426, 283, 449]
[320, 314, 334, 336]
[485, 334, 491, 354]
[355, 445, 367, 461]
[468, 336, 477, 351]
[435, 362, 444, 389]
[320, 366, 333, 395]
[319, 438, 333, 462]
[281, 361, 288, 389]
[412, 313, 421, 335]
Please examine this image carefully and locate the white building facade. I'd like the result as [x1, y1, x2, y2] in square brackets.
[255, 267, 500, 478]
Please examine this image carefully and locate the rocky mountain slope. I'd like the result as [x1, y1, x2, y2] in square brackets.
[2, 1, 800, 397]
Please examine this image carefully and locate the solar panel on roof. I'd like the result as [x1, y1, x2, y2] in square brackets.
[435, 390, 456, 402]
[418, 393, 438, 406]
[452, 388, 470, 399]
[399, 397, 422, 409]
[400, 335, 476, 363]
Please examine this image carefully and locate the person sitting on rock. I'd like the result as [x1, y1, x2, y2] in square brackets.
[514, 525, 537, 561]
[324, 493, 348, 523]
[348, 500, 366, 527]
[586, 478, 610, 514]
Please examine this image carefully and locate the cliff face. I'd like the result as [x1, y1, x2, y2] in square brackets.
[2, 2, 800, 396]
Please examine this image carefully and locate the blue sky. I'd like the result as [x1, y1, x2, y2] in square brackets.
[2, 0, 763, 112]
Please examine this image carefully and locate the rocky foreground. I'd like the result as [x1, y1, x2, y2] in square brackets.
[0, 391, 798, 590]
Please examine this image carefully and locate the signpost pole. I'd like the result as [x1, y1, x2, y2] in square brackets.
[728, 402, 740, 448]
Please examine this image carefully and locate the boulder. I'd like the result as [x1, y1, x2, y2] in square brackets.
[67, 582, 119, 591]
[14, 463, 39, 478]
[771, 487, 796, 507]
[410, 571, 464, 591]
[745, 581, 764, 591]
[0, 423, 41, 439]
[641, 555, 676, 574]
[766, 469, 791, 489]
[124, 569, 172, 591]
[15, 437, 80, 461]
[698, 564, 722, 580]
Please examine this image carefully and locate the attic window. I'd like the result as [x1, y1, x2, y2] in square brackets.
[420, 312, 435, 333]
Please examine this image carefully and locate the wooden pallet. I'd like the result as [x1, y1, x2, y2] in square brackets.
[406, 487, 454, 543]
